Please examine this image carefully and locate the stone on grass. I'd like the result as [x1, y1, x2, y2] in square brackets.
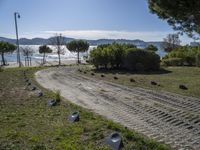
[151, 81, 157, 85]
[68, 112, 80, 123]
[48, 99, 57, 107]
[36, 91, 43, 97]
[101, 74, 105, 77]
[179, 85, 188, 90]
[105, 132, 123, 150]
[114, 76, 118, 80]
[25, 79, 29, 83]
[31, 86, 37, 91]
[130, 78, 135, 82]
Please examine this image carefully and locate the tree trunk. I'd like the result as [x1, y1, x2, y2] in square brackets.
[58, 52, 61, 66]
[43, 52, 45, 64]
[1, 52, 5, 66]
[58, 47, 61, 66]
[77, 50, 80, 64]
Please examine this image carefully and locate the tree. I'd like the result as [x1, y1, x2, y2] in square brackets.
[39, 45, 52, 64]
[0, 41, 16, 66]
[66, 40, 89, 64]
[163, 34, 181, 52]
[21, 46, 33, 66]
[21, 46, 33, 58]
[145, 44, 158, 52]
[50, 34, 65, 66]
[148, 0, 200, 38]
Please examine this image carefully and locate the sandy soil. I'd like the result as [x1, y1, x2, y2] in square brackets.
[35, 66, 200, 150]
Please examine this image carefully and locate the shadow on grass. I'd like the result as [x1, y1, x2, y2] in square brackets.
[91, 68, 172, 75]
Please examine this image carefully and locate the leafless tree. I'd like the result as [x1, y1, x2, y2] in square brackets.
[50, 34, 65, 66]
[21, 46, 33, 66]
[163, 33, 181, 52]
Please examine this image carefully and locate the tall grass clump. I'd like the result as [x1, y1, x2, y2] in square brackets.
[55, 90, 61, 103]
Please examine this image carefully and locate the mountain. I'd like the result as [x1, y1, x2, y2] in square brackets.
[0, 36, 163, 48]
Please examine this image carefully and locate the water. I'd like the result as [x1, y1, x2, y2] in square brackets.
[3, 45, 96, 62]
[2, 45, 166, 63]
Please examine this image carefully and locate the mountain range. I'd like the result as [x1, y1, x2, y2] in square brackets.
[0, 36, 163, 49]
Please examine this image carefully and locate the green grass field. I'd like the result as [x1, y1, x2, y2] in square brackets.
[0, 67, 170, 150]
[80, 66, 200, 98]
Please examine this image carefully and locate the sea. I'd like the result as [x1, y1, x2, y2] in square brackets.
[2, 45, 166, 63]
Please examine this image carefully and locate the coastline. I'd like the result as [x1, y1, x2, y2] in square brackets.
[1, 59, 79, 68]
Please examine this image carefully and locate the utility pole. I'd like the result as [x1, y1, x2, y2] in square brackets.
[14, 12, 21, 67]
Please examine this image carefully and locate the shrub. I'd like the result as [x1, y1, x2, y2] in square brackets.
[0, 67, 3, 72]
[90, 43, 160, 71]
[89, 43, 136, 69]
[162, 45, 200, 66]
[161, 58, 183, 66]
[135, 63, 145, 72]
[123, 49, 160, 71]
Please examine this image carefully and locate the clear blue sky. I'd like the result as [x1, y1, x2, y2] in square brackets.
[0, 0, 194, 43]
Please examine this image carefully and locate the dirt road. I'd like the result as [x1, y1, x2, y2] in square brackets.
[35, 67, 200, 150]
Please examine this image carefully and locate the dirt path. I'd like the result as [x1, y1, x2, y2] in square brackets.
[35, 67, 200, 150]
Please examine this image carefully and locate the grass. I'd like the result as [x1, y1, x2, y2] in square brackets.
[0, 67, 171, 150]
[80, 66, 200, 98]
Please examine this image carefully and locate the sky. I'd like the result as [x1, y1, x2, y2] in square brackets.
[0, 0, 196, 44]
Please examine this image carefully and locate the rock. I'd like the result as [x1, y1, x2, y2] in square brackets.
[130, 78, 135, 82]
[68, 112, 80, 122]
[31, 86, 36, 91]
[101, 74, 105, 77]
[105, 132, 123, 150]
[179, 85, 188, 90]
[114, 76, 118, 80]
[48, 99, 57, 107]
[36, 91, 43, 97]
[151, 81, 157, 85]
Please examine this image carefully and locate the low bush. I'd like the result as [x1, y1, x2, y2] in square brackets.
[161, 58, 184, 66]
[162, 45, 200, 66]
[123, 48, 160, 71]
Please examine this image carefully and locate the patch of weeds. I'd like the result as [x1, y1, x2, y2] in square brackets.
[55, 90, 61, 103]
[106, 121, 121, 132]
[31, 144, 46, 150]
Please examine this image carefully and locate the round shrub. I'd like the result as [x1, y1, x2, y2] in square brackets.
[123, 49, 160, 71]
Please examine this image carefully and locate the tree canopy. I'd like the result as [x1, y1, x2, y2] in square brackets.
[0, 41, 16, 54]
[145, 44, 158, 52]
[39, 45, 52, 64]
[0, 41, 16, 65]
[66, 40, 89, 64]
[148, 0, 200, 38]
[39, 45, 52, 54]
[163, 33, 181, 52]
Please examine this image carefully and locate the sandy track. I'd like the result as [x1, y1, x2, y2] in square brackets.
[35, 67, 200, 150]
